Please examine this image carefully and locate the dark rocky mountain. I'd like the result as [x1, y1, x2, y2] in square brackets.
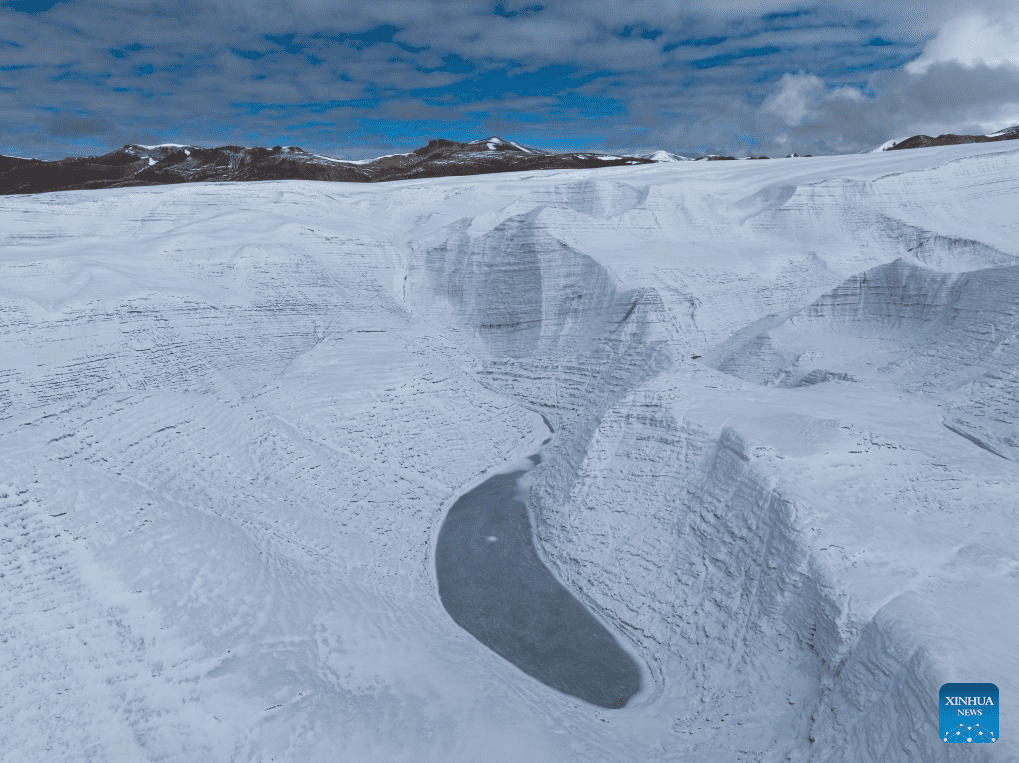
[0, 137, 654, 195]
[885, 125, 1019, 150]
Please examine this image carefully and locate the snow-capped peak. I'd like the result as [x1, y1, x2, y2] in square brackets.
[986, 124, 1019, 138]
[641, 150, 694, 162]
[871, 138, 903, 153]
[327, 152, 415, 165]
[465, 136, 540, 153]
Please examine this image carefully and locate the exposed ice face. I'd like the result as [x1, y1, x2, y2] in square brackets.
[1, 141, 1018, 762]
[406, 208, 643, 360]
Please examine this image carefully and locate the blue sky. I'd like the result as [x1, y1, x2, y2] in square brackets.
[1, 0, 1018, 159]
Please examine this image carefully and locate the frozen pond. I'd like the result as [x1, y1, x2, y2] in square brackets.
[435, 460, 642, 709]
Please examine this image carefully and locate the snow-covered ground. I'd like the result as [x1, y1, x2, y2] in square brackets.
[1, 140, 1017, 762]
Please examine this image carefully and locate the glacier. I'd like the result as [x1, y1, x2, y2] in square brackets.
[1, 140, 1017, 762]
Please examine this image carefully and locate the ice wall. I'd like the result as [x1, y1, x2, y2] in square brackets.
[405, 196, 845, 758]
[404, 151, 1019, 760]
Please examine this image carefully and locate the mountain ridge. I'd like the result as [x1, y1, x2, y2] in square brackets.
[9, 125, 1018, 195]
[885, 124, 1019, 150]
[0, 137, 654, 196]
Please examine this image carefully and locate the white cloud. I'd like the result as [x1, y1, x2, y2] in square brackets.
[762, 72, 825, 126]
[826, 86, 865, 102]
[906, 12, 1019, 73]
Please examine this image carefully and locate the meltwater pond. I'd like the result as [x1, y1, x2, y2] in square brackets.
[435, 460, 641, 709]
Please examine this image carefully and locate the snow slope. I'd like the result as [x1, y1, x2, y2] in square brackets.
[1, 141, 1017, 762]
[641, 150, 695, 162]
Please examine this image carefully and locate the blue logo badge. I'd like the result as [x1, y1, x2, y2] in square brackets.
[940, 683, 998, 743]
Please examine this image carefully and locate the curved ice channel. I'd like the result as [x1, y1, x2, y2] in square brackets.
[436, 456, 642, 709]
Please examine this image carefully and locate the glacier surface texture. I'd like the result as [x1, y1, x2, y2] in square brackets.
[1, 141, 1017, 761]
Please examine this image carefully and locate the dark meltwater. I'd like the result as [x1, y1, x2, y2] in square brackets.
[435, 461, 642, 709]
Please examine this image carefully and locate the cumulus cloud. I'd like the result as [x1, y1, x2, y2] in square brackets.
[748, 59, 1019, 156]
[760, 73, 867, 130]
[906, 12, 1019, 73]
[762, 72, 825, 126]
